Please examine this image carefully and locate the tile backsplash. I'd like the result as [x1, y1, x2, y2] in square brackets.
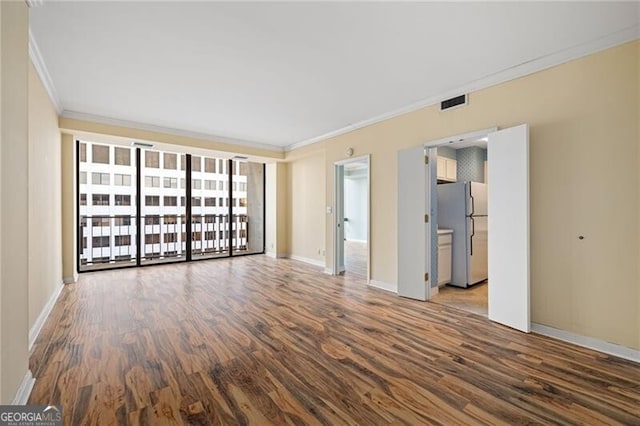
[456, 147, 486, 183]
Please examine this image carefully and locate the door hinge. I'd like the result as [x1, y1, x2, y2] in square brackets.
[425, 155, 429, 164]
[424, 273, 429, 282]
[425, 214, 429, 223]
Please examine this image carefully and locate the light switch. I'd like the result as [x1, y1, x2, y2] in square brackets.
[326, 206, 332, 214]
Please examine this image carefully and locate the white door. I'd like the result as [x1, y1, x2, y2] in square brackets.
[487, 124, 530, 332]
[397, 145, 432, 300]
[335, 165, 345, 274]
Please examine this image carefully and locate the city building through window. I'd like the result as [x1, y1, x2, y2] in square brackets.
[78, 140, 264, 271]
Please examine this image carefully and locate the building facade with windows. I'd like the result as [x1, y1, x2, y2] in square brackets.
[78, 141, 258, 270]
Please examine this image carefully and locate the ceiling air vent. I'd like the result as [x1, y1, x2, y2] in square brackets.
[440, 94, 467, 111]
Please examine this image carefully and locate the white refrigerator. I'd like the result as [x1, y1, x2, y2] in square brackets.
[437, 182, 488, 288]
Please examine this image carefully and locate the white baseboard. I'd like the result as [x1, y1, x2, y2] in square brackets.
[265, 251, 287, 259]
[531, 323, 640, 364]
[288, 255, 325, 268]
[323, 268, 333, 275]
[11, 370, 35, 405]
[29, 281, 64, 351]
[368, 280, 397, 293]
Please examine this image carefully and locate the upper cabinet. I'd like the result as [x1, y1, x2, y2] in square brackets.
[437, 157, 457, 182]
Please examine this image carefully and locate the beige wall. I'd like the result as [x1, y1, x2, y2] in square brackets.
[0, 0, 30, 403]
[266, 162, 289, 257]
[28, 63, 62, 329]
[276, 162, 289, 256]
[287, 148, 326, 263]
[285, 41, 639, 350]
[61, 133, 76, 283]
[266, 164, 277, 254]
[59, 117, 284, 161]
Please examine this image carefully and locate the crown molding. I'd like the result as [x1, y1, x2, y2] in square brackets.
[28, 29, 63, 114]
[28, 19, 638, 154]
[285, 24, 639, 152]
[60, 110, 286, 153]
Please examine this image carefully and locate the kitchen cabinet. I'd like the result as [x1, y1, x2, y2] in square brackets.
[438, 229, 453, 286]
[437, 157, 457, 182]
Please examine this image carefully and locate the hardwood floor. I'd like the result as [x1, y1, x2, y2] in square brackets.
[344, 240, 367, 278]
[431, 282, 488, 317]
[29, 256, 640, 425]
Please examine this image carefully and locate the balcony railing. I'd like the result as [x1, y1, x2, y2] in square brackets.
[79, 214, 249, 270]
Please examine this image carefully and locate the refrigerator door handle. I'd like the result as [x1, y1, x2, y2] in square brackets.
[469, 216, 475, 256]
[469, 184, 475, 216]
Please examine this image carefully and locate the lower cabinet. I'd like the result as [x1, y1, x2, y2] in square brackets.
[438, 232, 452, 286]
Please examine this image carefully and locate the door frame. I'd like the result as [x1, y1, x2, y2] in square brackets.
[333, 154, 371, 282]
[397, 125, 530, 331]
[424, 126, 498, 300]
[425, 124, 531, 333]
[423, 127, 497, 152]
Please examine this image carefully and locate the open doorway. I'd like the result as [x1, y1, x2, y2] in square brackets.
[430, 137, 490, 316]
[398, 124, 530, 332]
[333, 155, 370, 281]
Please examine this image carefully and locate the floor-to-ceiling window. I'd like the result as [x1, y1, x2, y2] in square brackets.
[78, 142, 137, 270]
[140, 150, 187, 265]
[191, 155, 231, 259]
[233, 160, 264, 256]
[77, 140, 265, 272]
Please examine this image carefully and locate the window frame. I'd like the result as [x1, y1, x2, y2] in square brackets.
[77, 141, 265, 273]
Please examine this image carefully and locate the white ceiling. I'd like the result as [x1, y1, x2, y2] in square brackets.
[30, 2, 639, 150]
[444, 137, 488, 151]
